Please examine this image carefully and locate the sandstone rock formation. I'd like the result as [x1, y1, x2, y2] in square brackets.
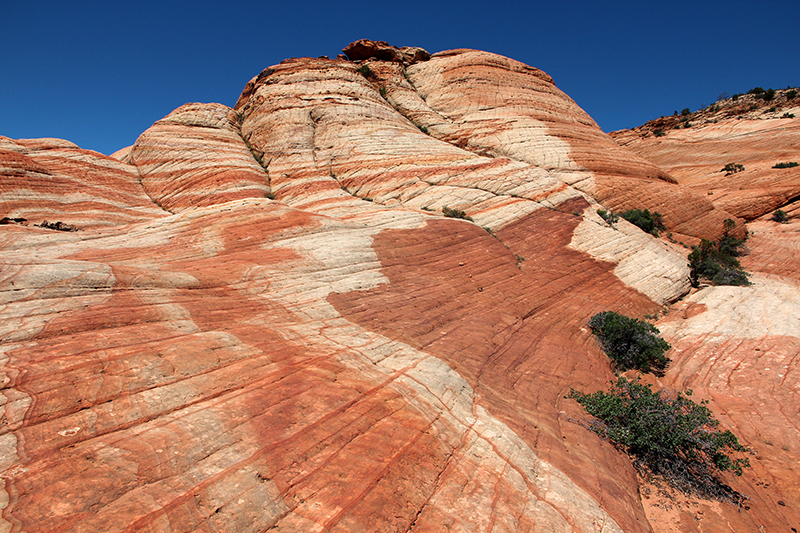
[611, 90, 800, 223]
[1, 40, 798, 533]
[0, 136, 166, 227]
[129, 103, 271, 213]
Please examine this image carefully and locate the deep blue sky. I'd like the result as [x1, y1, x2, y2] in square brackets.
[2, 0, 798, 155]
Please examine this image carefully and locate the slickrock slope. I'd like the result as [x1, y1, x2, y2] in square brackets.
[129, 103, 270, 213]
[1, 40, 796, 532]
[396, 49, 738, 242]
[0, 136, 167, 227]
[655, 274, 800, 532]
[611, 91, 800, 222]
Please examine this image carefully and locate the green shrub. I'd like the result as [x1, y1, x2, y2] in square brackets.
[722, 163, 745, 175]
[786, 89, 798, 100]
[597, 208, 619, 226]
[653, 129, 666, 137]
[688, 228, 750, 287]
[772, 209, 789, 223]
[773, 161, 799, 169]
[681, 108, 691, 116]
[442, 206, 473, 221]
[357, 64, 373, 78]
[781, 112, 796, 119]
[587, 312, 670, 374]
[748, 87, 765, 95]
[620, 209, 665, 237]
[379, 86, 387, 98]
[569, 377, 750, 501]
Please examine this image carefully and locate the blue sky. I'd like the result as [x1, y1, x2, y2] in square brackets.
[2, 0, 798, 155]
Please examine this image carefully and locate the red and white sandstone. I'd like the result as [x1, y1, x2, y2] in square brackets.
[130, 103, 270, 212]
[611, 91, 800, 223]
[1, 40, 797, 533]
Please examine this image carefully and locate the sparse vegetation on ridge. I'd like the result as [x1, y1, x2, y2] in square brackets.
[722, 163, 745, 175]
[587, 311, 670, 374]
[442, 206, 473, 221]
[619, 86, 799, 137]
[569, 377, 750, 502]
[773, 161, 799, 169]
[688, 219, 750, 287]
[620, 209, 665, 237]
[772, 209, 789, 223]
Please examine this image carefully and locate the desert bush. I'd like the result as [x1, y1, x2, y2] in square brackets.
[781, 112, 796, 118]
[722, 163, 745, 175]
[786, 89, 798, 100]
[569, 377, 750, 501]
[653, 129, 666, 137]
[748, 87, 765, 95]
[688, 229, 750, 287]
[772, 209, 789, 223]
[587, 312, 670, 374]
[357, 64, 373, 78]
[442, 206, 473, 221]
[681, 108, 691, 116]
[620, 209, 665, 237]
[597, 208, 619, 226]
[773, 161, 799, 169]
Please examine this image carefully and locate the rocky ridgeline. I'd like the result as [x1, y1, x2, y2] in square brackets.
[1, 40, 798, 532]
[612, 88, 800, 222]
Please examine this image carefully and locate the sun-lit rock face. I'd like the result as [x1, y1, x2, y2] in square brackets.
[130, 102, 270, 212]
[0, 136, 166, 227]
[1, 40, 797, 533]
[394, 48, 739, 243]
[611, 94, 800, 223]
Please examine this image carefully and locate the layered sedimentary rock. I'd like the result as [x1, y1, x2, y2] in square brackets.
[1, 40, 797, 533]
[129, 103, 270, 212]
[611, 93, 800, 222]
[0, 136, 166, 227]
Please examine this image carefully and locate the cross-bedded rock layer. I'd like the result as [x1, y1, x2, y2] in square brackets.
[1, 40, 797, 532]
[611, 97, 800, 223]
[0, 136, 166, 227]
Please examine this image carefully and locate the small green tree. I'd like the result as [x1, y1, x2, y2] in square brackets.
[722, 163, 745, 175]
[588, 311, 670, 374]
[620, 209, 665, 237]
[772, 209, 789, 223]
[688, 228, 749, 287]
[569, 377, 750, 501]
